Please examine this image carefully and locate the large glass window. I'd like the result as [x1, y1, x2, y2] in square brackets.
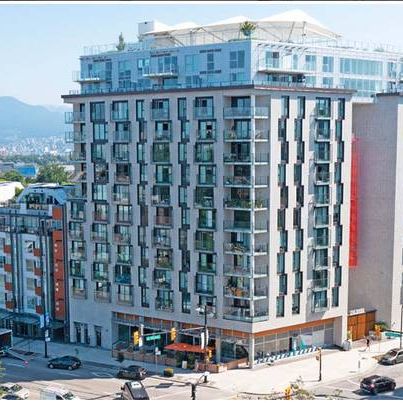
[230, 50, 245, 69]
[305, 55, 317, 71]
[185, 54, 199, 74]
[265, 51, 280, 68]
[340, 58, 383, 76]
[322, 56, 334, 73]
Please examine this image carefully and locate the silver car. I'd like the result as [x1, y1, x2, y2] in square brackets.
[0, 383, 30, 400]
[380, 348, 403, 365]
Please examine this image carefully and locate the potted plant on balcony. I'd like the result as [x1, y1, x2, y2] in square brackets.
[240, 21, 257, 39]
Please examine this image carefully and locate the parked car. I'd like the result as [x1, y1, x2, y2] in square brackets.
[380, 348, 403, 365]
[360, 375, 396, 394]
[1, 394, 24, 400]
[120, 381, 149, 400]
[40, 386, 79, 400]
[0, 383, 29, 400]
[117, 365, 147, 380]
[47, 356, 81, 370]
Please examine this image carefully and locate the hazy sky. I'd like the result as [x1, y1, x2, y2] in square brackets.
[1, 1, 403, 105]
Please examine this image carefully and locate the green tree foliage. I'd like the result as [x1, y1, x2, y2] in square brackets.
[0, 170, 24, 183]
[36, 164, 69, 184]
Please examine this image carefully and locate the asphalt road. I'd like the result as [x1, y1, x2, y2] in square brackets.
[0, 356, 233, 400]
[310, 360, 403, 400]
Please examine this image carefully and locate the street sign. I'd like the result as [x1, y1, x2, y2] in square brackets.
[146, 334, 161, 341]
[45, 337, 50, 342]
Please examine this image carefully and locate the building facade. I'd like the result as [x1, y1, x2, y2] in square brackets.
[349, 93, 403, 330]
[0, 184, 71, 341]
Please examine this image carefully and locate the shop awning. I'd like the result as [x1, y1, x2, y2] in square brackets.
[165, 342, 212, 354]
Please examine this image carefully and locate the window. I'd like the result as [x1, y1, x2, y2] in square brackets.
[338, 98, 345, 120]
[340, 78, 382, 97]
[277, 253, 285, 274]
[276, 296, 285, 317]
[322, 56, 334, 73]
[195, 273, 214, 294]
[305, 55, 317, 71]
[297, 97, 305, 119]
[292, 293, 300, 314]
[281, 96, 289, 119]
[178, 98, 187, 120]
[93, 123, 107, 141]
[111, 101, 129, 121]
[136, 100, 145, 120]
[322, 77, 333, 88]
[230, 50, 245, 69]
[340, 58, 382, 76]
[265, 51, 280, 68]
[90, 102, 105, 122]
[185, 54, 199, 74]
[26, 278, 35, 291]
[92, 184, 107, 201]
[182, 292, 191, 313]
[335, 266, 342, 287]
[332, 287, 339, 307]
[293, 251, 301, 272]
[206, 51, 215, 72]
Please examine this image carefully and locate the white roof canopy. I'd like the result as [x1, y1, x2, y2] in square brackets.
[138, 9, 340, 47]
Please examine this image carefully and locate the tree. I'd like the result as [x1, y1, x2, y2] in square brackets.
[36, 164, 69, 184]
[0, 170, 24, 183]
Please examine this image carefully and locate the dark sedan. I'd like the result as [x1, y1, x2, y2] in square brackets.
[117, 365, 148, 381]
[47, 356, 81, 370]
[360, 375, 396, 395]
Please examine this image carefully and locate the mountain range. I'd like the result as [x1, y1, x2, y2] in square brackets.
[0, 96, 70, 141]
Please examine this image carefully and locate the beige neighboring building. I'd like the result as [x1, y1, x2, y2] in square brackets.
[350, 93, 403, 330]
[0, 182, 24, 203]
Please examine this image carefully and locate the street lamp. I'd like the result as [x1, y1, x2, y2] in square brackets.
[195, 304, 214, 383]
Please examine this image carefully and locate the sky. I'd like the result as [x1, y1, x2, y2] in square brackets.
[1, 1, 403, 106]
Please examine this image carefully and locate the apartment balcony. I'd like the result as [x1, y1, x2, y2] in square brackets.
[91, 232, 108, 242]
[224, 220, 268, 233]
[310, 237, 329, 249]
[112, 152, 130, 163]
[75, 171, 87, 183]
[151, 195, 171, 207]
[194, 239, 214, 252]
[111, 110, 129, 122]
[196, 175, 216, 187]
[223, 129, 269, 142]
[314, 171, 330, 185]
[312, 298, 329, 313]
[196, 129, 216, 142]
[143, 64, 178, 78]
[224, 198, 268, 210]
[154, 257, 173, 269]
[72, 70, 106, 83]
[315, 130, 331, 142]
[69, 266, 85, 278]
[315, 107, 331, 119]
[116, 254, 132, 266]
[194, 195, 214, 208]
[197, 261, 216, 274]
[311, 196, 330, 207]
[114, 173, 131, 184]
[153, 237, 171, 249]
[224, 242, 268, 255]
[312, 277, 329, 290]
[65, 111, 85, 124]
[70, 250, 86, 260]
[115, 214, 133, 224]
[224, 152, 252, 164]
[155, 298, 174, 312]
[114, 233, 131, 244]
[154, 130, 172, 142]
[223, 107, 269, 119]
[68, 229, 84, 240]
[151, 108, 170, 121]
[69, 151, 86, 163]
[5, 282, 13, 292]
[197, 219, 216, 231]
[154, 216, 172, 227]
[155, 176, 172, 185]
[69, 187, 87, 200]
[195, 286, 214, 296]
[224, 286, 251, 299]
[114, 272, 131, 284]
[223, 265, 268, 278]
[314, 214, 330, 228]
[224, 176, 269, 188]
[194, 152, 214, 164]
[113, 193, 131, 204]
[314, 154, 331, 164]
[94, 290, 111, 303]
[223, 307, 269, 322]
[153, 278, 173, 290]
[92, 270, 109, 282]
[65, 131, 86, 143]
[113, 130, 131, 142]
[71, 287, 87, 299]
[152, 151, 170, 163]
[93, 212, 109, 223]
[117, 293, 134, 306]
[194, 107, 214, 120]
[93, 253, 110, 264]
[314, 259, 329, 271]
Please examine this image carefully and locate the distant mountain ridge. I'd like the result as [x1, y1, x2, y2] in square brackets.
[0, 96, 68, 140]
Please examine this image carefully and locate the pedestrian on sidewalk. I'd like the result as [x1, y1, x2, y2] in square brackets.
[366, 337, 371, 351]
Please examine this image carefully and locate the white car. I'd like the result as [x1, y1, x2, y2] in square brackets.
[0, 383, 30, 399]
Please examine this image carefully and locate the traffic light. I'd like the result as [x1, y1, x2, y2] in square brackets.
[133, 331, 140, 345]
[170, 327, 177, 342]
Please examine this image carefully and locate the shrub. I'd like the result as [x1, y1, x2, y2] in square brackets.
[374, 321, 388, 331]
[164, 367, 174, 377]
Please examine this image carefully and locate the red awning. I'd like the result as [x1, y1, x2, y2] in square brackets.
[165, 342, 212, 354]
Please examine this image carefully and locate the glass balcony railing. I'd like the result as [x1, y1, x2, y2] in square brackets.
[151, 195, 171, 206]
[113, 193, 131, 204]
[114, 233, 131, 244]
[65, 111, 85, 124]
[197, 261, 216, 273]
[223, 307, 269, 322]
[224, 286, 251, 299]
[65, 131, 86, 143]
[113, 130, 131, 142]
[111, 110, 129, 121]
[155, 257, 173, 269]
[223, 129, 269, 141]
[312, 277, 329, 289]
[117, 293, 134, 306]
[94, 290, 111, 303]
[71, 287, 87, 299]
[69, 151, 86, 162]
[315, 129, 331, 141]
[154, 130, 172, 142]
[153, 237, 171, 248]
[151, 108, 170, 120]
[143, 64, 178, 77]
[194, 239, 214, 252]
[70, 250, 86, 260]
[224, 176, 269, 187]
[155, 298, 174, 311]
[194, 195, 214, 208]
[153, 278, 172, 290]
[91, 232, 108, 242]
[114, 173, 131, 184]
[68, 229, 83, 240]
[194, 107, 214, 120]
[224, 198, 268, 209]
[93, 253, 110, 263]
[197, 219, 216, 230]
[115, 214, 133, 224]
[112, 151, 129, 162]
[72, 70, 106, 82]
[196, 129, 216, 142]
[224, 221, 268, 232]
[224, 242, 250, 254]
[223, 107, 269, 119]
[115, 272, 131, 284]
[154, 216, 172, 227]
[315, 171, 330, 184]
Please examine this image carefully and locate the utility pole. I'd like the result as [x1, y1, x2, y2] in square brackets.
[203, 306, 208, 383]
[316, 348, 322, 382]
[400, 305, 403, 350]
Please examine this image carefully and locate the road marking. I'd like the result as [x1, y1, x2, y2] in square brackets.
[346, 379, 360, 387]
[319, 385, 356, 392]
[6, 363, 26, 368]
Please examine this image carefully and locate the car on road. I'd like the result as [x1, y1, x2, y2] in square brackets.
[47, 355, 81, 370]
[380, 348, 403, 365]
[0, 383, 29, 400]
[360, 375, 396, 395]
[1, 394, 24, 400]
[120, 381, 149, 400]
[116, 365, 148, 381]
[40, 386, 79, 400]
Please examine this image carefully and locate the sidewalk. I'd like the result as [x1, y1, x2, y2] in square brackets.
[12, 336, 401, 395]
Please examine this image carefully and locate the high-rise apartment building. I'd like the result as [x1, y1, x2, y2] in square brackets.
[0, 184, 71, 341]
[62, 12, 353, 366]
[349, 93, 403, 334]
